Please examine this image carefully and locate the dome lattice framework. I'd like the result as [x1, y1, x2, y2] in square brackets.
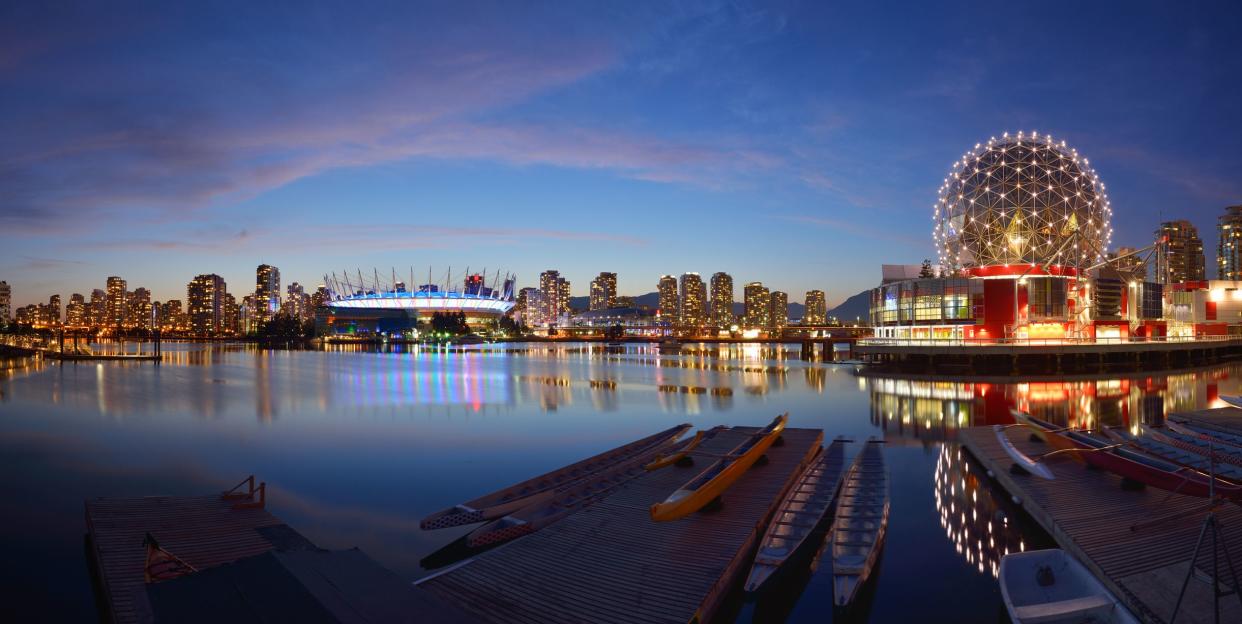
[934, 131, 1113, 271]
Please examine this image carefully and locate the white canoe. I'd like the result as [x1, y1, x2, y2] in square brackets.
[995, 425, 1056, 480]
[1000, 549, 1138, 624]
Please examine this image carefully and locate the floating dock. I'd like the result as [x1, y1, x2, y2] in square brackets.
[86, 483, 472, 623]
[961, 422, 1242, 624]
[418, 426, 824, 623]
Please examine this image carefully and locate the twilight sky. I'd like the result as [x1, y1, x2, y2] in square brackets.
[3, 1, 1241, 308]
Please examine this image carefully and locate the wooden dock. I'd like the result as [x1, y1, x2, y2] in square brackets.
[960, 424, 1242, 624]
[418, 426, 824, 623]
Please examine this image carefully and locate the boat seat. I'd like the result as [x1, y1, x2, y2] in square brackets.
[1011, 594, 1113, 623]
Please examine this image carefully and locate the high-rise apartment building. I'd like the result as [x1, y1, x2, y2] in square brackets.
[158, 300, 185, 332]
[66, 293, 87, 328]
[128, 287, 152, 330]
[538, 270, 564, 325]
[589, 272, 617, 311]
[0, 280, 10, 327]
[187, 274, 227, 337]
[768, 291, 788, 331]
[743, 282, 770, 329]
[515, 287, 541, 326]
[106, 276, 127, 330]
[89, 289, 106, 329]
[311, 285, 329, 310]
[47, 294, 61, 326]
[657, 275, 678, 319]
[223, 293, 240, 335]
[710, 272, 734, 327]
[285, 282, 311, 322]
[1155, 220, 1205, 284]
[1219, 206, 1242, 280]
[804, 290, 827, 325]
[255, 264, 281, 327]
[678, 273, 706, 327]
[557, 278, 571, 317]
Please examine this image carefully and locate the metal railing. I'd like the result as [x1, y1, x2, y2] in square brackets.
[858, 335, 1242, 347]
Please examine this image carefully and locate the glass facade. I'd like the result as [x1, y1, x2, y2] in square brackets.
[871, 278, 977, 326]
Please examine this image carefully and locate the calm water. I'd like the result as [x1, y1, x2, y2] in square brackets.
[2, 342, 1240, 622]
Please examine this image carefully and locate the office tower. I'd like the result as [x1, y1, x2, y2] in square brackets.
[743, 282, 770, 329]
[89, 289, 106, 329]
[1108, 247, 1147, 281]
[187, 274, 226, 337]
[557, 277, 571, 316]
[66, 293, 87, 328]
[106, 276, 127, 330]
[48, 294, 61, 326]
[1219, 206, 1242, 279]
[768, 291, 788, 330]
[1155, 220, 1205, 284]
[128, 288, 152, 330]
[804, 290, 827, 325]
[286, 282, 311, 322]
[710, 272, 734, 327]
[255, 264, 281, 326]
[590, 272, 617, 311]
[657, 275, 678, 319]
[539, 270, 562, 325]
[678, 273, 706, 327]
[0, 280, 9, 327]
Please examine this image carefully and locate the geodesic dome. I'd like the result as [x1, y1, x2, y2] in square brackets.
[933, 131, 1112, 270]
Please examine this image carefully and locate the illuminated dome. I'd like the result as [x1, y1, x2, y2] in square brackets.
[934, 131, 1112, 270]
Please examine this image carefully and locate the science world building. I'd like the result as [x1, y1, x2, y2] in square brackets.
[869, 131, 1167, 343]
[319, 269, 516, 336]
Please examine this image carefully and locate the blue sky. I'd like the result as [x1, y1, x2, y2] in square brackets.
[3, 1, 1241, 308]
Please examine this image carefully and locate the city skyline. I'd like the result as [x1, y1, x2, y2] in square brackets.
[3, 3, 1242, 308]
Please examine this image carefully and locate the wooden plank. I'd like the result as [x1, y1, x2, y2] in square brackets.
[960, 426, 1242, 624]
[420, 426, 823, 623]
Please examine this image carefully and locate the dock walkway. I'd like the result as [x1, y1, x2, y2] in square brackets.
[419, 426, 824, 623]
[960, 424, 1242, 624]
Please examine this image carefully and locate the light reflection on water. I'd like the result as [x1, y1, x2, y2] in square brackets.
[2, 343, 1242, 622]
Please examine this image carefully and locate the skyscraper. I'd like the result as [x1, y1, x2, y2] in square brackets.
[89, 289, 106, 329]
[255, 264, 281, 327]
[286, 282, 311, 322]
[557, 277, 571, 317]
[516, 287, 541, 326]
[768, 291, 788, 331]
[128, 287, 152, 330]
[106, 276, 127, 330]
[223, 292, 240, 335]
[710, 272, 734, 327]
[589, 272, 617, 311]
[0, 280, 10, 327]
[1155, 220, 1205, 284]
[539, 270, 563, 325]
[743, 282, 770, 329]
[187, 274, 226, 337]
[66, 293, 87, 328]
[48, 294, 61, 326]
[804, 290, 827, 325]
[657, 275, 678, 319]
[1219, 206, 1242, 280]
[678, 273, 706, 327]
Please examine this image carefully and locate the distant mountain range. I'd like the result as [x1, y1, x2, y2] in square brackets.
[568, 288, 870, 322]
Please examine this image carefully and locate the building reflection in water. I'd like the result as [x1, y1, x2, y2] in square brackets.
[934, 445, 1041, 579]
[868, 368, 1237, 442]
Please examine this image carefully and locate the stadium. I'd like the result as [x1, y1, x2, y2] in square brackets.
[319, 269, 516, 336]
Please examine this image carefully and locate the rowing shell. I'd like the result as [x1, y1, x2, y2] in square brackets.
[994, 425, 1055, 480]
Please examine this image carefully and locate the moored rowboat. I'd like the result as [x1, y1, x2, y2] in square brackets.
[1013, 410, 1242, 499]
[649, 414, 788, 522]
[832, 437, 888, 607]
[1167, 418, 1242, 449]
[1000, 549, 1138, 623]
[744, 436, 847, 593]
[645, 427, 722, 471]
[994, 425, 1056, 479]
[421, 423, 691, 530]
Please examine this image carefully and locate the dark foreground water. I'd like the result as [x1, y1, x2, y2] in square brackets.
[1, 342, 1239, 622]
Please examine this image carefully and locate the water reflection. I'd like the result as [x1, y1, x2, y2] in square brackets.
[934, 445, 1045, 579]
[866, 367, 1240, 442]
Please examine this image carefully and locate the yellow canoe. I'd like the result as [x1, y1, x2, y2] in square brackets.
[650, 414, 788, 522]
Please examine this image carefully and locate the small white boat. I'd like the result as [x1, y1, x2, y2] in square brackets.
[1221, 394, 1242, 410]
[1000, 549, 1138, 624]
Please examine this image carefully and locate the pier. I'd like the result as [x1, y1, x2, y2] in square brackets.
[85, 478, 471, 623]
[418, 426, 824, 623]
[1, 333, 162, 362]
[961, 421, 1242, 624]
